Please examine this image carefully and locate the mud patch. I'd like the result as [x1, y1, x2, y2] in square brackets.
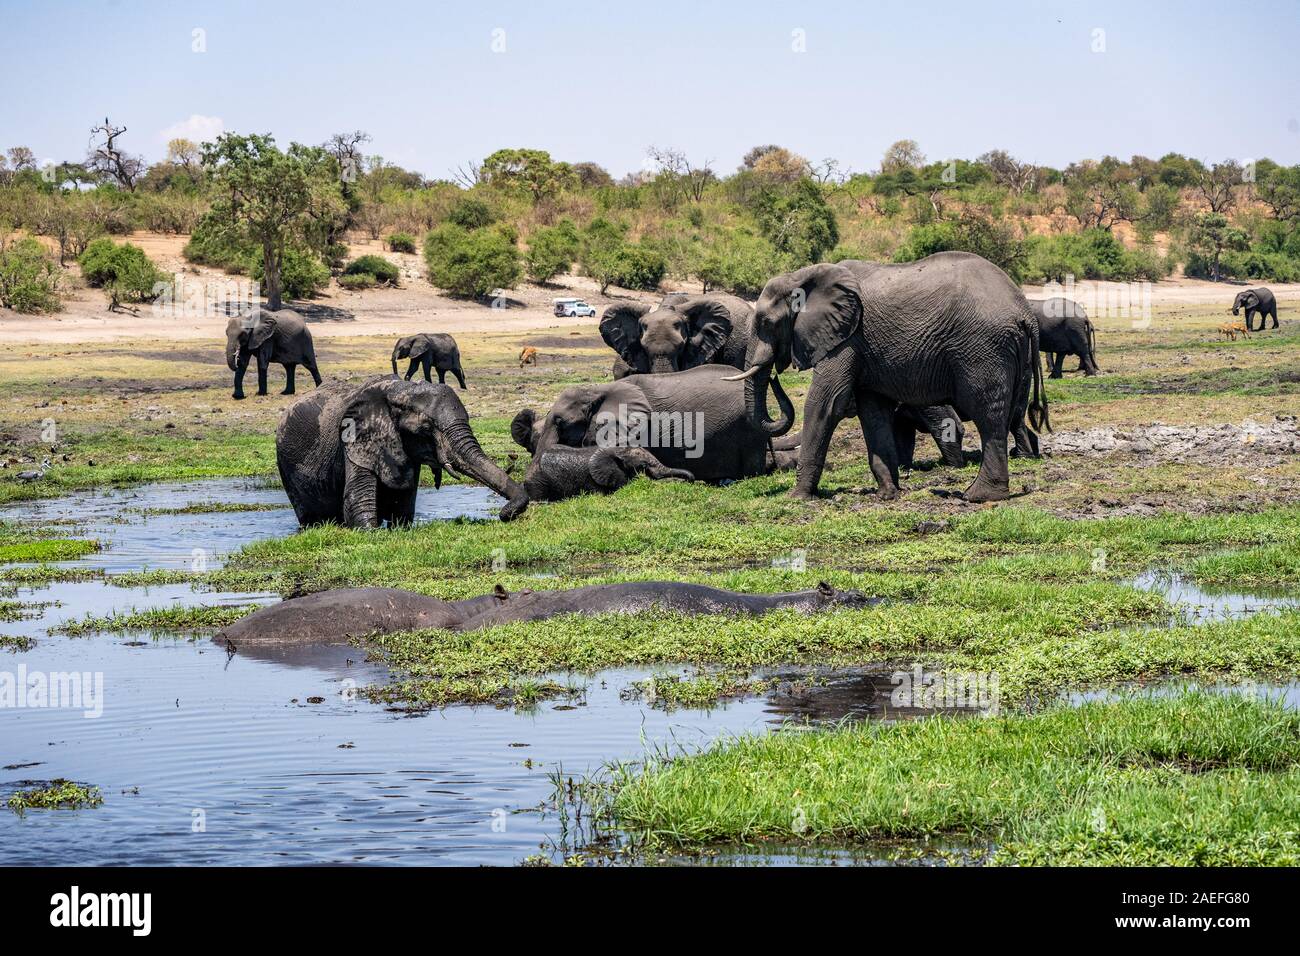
[1046, 416, 1300, 464]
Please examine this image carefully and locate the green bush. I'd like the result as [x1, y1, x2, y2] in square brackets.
[248, 246, 331, 300]
[338, 272, 377, 291]
[423, 224, 521, 298]
[385, 232, 417, 254]
[609, 243, 667, 291]
[698, 231, 786, 296]
[343, 254, 401, 285]
[446, 196, 495, 230]
[78, 238, 167, 304]
[183, 219, 255, 274]
[1020, 229, 1172, 284]
[893, 215, 1027, 281]
[525, 221, 581, 283]
[0, 238, 61, 313]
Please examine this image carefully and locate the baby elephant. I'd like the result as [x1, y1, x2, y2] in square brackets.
[391, 332, 466, 388]
[1232, 288, 1278, 332]
[225, 308, 322, 400]
[510, 408, 693, 501]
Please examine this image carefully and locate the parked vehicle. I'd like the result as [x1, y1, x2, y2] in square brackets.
[553, 297, 597, 318]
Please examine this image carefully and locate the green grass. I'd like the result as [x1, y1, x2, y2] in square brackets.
[6, 779, 104, 814]
[609, 692, 1300, 865]
[0, 539, 99, 562]
[0, 633, 36, 651]
[57, 603, 261, 636]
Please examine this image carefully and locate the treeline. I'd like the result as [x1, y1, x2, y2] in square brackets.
[2, 128, 1300, 315]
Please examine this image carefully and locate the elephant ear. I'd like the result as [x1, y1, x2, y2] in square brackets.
[342, 380, 411, 487]
[510, 408, 538, 452]
[406, 334, 432, 361]
[599, 304, 652, 364]
[677, 297, 733, 365]
[791, 263, 863, 371]
[246, 310, 278, 350]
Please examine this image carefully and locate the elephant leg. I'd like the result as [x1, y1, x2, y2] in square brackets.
[305, 358, 322, 387]
[1050, 352, 1065, 379]
[256, 353, 269, 396]
[422, 356, 433, 383]
[341, 461, 381, 529]
[436, 366, 446, 384]
[281, 363, 297, 395]
[856, 392, 901, 500]
[380, 484, 418, 527]
[918, 405, 965, 467]
[618, 447, 692, 482]
[405, 358, 419, 381]
[452, 367, 467, 390]
[1271, 307, 1279, 330]
[791, 362, 855, 499]
[232, 353, 251, 400]
[891, 415, 918, 470]
[769, 448, 799, 473]
[964, 402, 1012, 503]
[1011, 419, 1039, 459]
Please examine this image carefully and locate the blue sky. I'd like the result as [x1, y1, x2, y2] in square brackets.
[2, 0, 1296, 178]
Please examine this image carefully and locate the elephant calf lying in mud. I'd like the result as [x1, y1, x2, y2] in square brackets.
[216, 581, 877, 646]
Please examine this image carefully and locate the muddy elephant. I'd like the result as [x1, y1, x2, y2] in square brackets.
[892, 402, 1040, 470]
[514, 364, 799, 484]
[225, 309, 322, 400]
[1028, 297, 1098, 377]
[1232, 288, 1278, 331]
[729, 252, 1046, 503]
[391, 332, 466, 388]
[216, 581, 877, 646]
[509, 411, 693, 501]
[601, 292, 752, 379]
[276, 375, 527, 528]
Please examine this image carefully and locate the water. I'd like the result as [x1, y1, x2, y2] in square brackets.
[0, 479, 920, 866]
[1130, 569, 1300, 623]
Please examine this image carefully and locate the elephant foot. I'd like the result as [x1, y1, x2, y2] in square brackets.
[499, 496, 529, 522]
[1048, 372, 1063, 379]
[874, 485, 901, 501]
[790, 487, 821, 502]
[232, 392, 245, 401]
[280, 388, 296, 395]
[256, 390, 269, 397]
[963, 479, 1010, 503]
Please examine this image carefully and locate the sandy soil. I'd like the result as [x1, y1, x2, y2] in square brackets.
[3, 232, 1297, 347]
[0, 233, 691, 346]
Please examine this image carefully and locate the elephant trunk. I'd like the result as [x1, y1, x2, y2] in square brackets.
[650, 356, 676, 375]
[226, 336, 239, 372]
[740, 340, 793, 437]
[391, 353, 399, 375]
[436, 411, 528, 522]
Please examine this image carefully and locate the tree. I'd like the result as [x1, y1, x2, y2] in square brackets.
[480, 148, 575, 204]
[7, 147, 37, 172]
[580, 218, 629, 294]
[880, 139, 925, 174]
[1194, 161, 1242, 214]
[86, 118, 146, 190]
[199, 133, 344, 310]
[647, 147, 715, 203]
[977, 149, 1037, 194]
[1061, 158, 1140, 231]
[754, 178, 839, 266]
[1187, 211, 1248, 282]
[423, 224, 521, 298]
[1254, 160, 1300, 222]
[525, 221, 580, 283]
[750, 147, 811, 184]
[572, 162, 613, 189]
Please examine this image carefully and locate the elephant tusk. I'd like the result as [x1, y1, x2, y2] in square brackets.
[723, 366, 763, 382]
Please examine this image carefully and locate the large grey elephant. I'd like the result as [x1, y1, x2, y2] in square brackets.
[601, 292, 752, 379]
[1028, 297, 1099, 377]
[729, 252, 1046, 503]
[391, 332, 466, 388]
[1232, 288, 1278, 331]
[225, 308, 322, 400]
[509, 412, 694, 501]
[514, 364, 799, 484]
[276, 375, 527, 527]
[216, 581, 876, 646]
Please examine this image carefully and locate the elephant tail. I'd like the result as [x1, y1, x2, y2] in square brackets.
[1022, 314, 1051, 434]
[1087, 320, 1099, 371]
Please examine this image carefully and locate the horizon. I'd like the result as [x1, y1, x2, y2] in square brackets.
[1, 0, 1297, 179]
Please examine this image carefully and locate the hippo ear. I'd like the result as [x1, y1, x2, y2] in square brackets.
[790, 264, 862, 371]
[600, 304, 651, 363]
[510, 408, 538, 452]
[246, 311, 277, 350]
[677, 297, 733, 365]
[342, 380, 410, 486]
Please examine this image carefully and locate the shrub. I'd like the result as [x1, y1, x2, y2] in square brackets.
[609, 242, 667, 291]
[183, 219, 255, 274]
[343, 254, 401, 286]
[697, 231, 785, 296]
[385, 232, 417, 254]
[78, 238, 166, 304]
[247, 246, 331, 300]
[0, 238, 61, 313]
[1020, 229, 1172, 284]
[423, 224, 521, 298]
[446, 196, 495, 230]
[525, 221, 581, 283]
[338, 272, 377, 291]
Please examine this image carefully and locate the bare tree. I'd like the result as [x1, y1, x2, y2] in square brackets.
[1194, 161, 1242, 214]
[647, 146, 714, 202]
[450, 159, 483, 189]
[322, 130, 371, 184]
[977, 149, 1037, 194]
[86, 118, 145, 189]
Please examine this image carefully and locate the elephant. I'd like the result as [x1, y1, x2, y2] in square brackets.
[514, 364, 799, 484]
[729, 252, 1047, 503]
[225, 308, 322, 400]
[276, 375, 527, 528]
[892, 402, 1039, 471]
[1232, 288, 1278, 331]
[1028, 297, 1099, 377]
[509, 409, 694, 501]
[391, 332, 466, 388]
[215, 581, 877, 646]
[601, 292, 752, 379]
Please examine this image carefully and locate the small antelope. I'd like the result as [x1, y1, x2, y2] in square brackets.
[518, 346, 539, 368]
[1218, 321, 1250, 341]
